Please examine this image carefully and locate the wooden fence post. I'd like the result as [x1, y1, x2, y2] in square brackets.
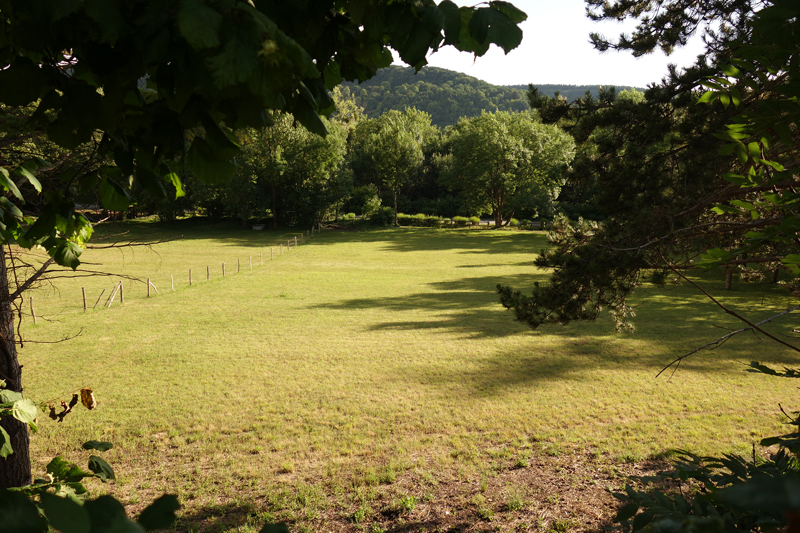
[82, 287, 87, 312]
[207, 266, 210, 281]
[93, 289, 105, 310]
[147, 278, 151, 298]
[260, 252, 263, 265]
[238, 258, 240, 273]
[189, 269, 192, 286]
[119, 281, 124, 304]
[223, 262, 226, 277]
[30, 297, 36, 325]
[249, 255, 252, 269]
[295, 236, 298, 247]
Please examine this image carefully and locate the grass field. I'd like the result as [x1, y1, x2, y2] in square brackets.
[18, 220, 800, 532]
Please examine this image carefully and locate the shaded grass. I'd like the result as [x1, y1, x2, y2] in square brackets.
[18, 221, 800, 531]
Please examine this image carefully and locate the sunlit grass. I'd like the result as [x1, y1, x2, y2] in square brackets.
[19, 220, 799, 530]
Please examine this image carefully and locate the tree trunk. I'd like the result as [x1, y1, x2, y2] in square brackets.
[725, 268, 733, 290]
[772, 268, 780, 284]
[493, 210, 503, 228]
[0, 244, 31, 488]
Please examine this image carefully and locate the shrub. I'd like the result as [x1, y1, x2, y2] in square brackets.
[452, 216, 470, 227]
[423, 215, 443, 227]
[342, 212, 356, 220]
[397, 213, 425, 226]
[509, 218, 520, 227]
[469, 216, 481, 226]
[369, 206, 394, 226]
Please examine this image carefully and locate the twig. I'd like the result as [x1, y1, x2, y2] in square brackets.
[657, 256, 800, 377]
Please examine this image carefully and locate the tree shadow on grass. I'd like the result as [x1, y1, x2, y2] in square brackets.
[93, 220, 550, 254]
[174, 501, 261, 532]
[313, 272, 548, 339]
[316, 270, 800, 366]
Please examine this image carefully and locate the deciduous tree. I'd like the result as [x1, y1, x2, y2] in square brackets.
[440, 111, 575, 226]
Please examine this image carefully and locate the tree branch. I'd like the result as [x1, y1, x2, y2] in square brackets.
[8, 258, 54, 301]
[657, 257, 800, 378]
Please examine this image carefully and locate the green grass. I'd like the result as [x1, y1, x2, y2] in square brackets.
[19, 220, 800, 530]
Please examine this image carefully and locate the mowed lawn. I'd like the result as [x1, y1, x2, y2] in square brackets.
[18, 220, 800, 531]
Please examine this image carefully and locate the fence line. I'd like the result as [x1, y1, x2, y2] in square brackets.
[27, 228, 321, 320]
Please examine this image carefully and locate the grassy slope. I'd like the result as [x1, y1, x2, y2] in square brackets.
[19, 221, 799, 530]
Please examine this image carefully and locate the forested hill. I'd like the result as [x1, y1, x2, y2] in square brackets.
[339, 66, 643, 127]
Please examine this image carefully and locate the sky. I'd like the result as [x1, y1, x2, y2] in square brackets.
[410, 0, 707, 88]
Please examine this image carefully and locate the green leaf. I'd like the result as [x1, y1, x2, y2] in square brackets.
[24, 211, 57, 244]
[187, 137, 238, 185]
[615, 502, 639, 522]
[735, 143, 748, 164]
[52, 241, 83, 270]
[322, 62, 342, 90]
[291, 98, 328, 137]
[0, 426, 12, 458]
[0, 489, 48, 532]
[0, 168, 24, 201]
[467, 8, 522, 54]
[439, 0, 461, 45]
[207, 36, 258, 88]
[88, 456, 115, 482]
[41, 493, 91, 533]
[11, 398, 37, 426]
[782, 254, 800, 266]
[178, 0, 222, 50]
[98, 178, 131, 211]
[0, 388, 22, 404]
[489, 1, 527, 23]
[15, 165, 42, 193]
[84, 496, 144, 533]
[199, 113, 240, 160]
[137, 495, 180, 530]
[0, 58, 47, 107]
[697, 90, 718, 104]
[82, 441, 114, 452]
[47, 457, 93, 483]
[84, 0, 125, 44]
[747, 142, 761, 159]
[0, 197, 23, 219]
[730, 200, 755, 211]
[163, 173, 185, 198]
[730, 86, 742, 106]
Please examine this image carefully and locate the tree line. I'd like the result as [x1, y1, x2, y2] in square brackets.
[141, 92, 576, 228]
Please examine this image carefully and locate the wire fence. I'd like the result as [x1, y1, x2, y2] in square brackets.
[23, 226, 322, 325]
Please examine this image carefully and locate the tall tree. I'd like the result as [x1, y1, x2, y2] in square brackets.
[351, 108, 437, 224]
[441, 111, 575, 226]
[498, 0, 779, 330]
[0, 0, 527, 488]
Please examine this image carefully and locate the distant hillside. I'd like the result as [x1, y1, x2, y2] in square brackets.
[506, 84, 645, 102]
[340, 66, 644, 127]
